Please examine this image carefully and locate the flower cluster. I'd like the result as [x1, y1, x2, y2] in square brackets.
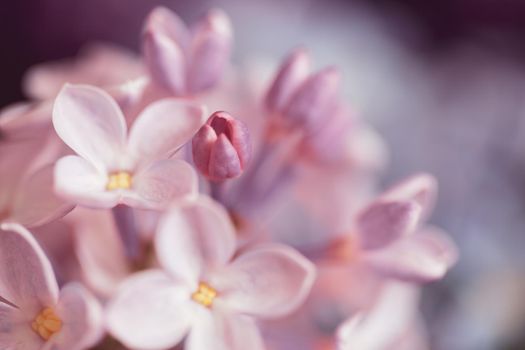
[0, 7, 457, 350]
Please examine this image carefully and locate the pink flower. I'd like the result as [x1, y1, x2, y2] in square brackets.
[142, 7, 232, 96]
[23, 43, 144, 101]
[265, 49, 340, 133]
[0, 223, 102, 350]
[106, 196, 316, 350]
[337, 282, 426, 350]
[52, 84, 206, 209]
[340, 174, 458, 282]
[192, 111, 252, 181]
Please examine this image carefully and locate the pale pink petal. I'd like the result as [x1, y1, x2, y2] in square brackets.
[127, 99, 206, 163]
[50, 283, 103, 350]
[143, 6, 190, 51]
[186, 9, 233, 94]
[122, 159, 198, 209]
[54, 155, 119, 209]
[213, 244, 316, 319]
[265, 49, 310, 112]
[0, 223, 58, 313]
[0, 303, 43, 350]
[186, 307, 265, 350]
[363, 228, 458, 282]
[356, 200, 422, 250]
[143, 31, 187, 95]
[337, 283, 420, 350]
[381, 174, 437, 221]
[73, 208, 129, 297]
[52, 84, 127, 170]
[106, 270, 192, 350]
[155, 196, 236, 288]
[10, 164, 73, 228]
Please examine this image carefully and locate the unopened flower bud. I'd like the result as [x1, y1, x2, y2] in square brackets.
[192, 111, 251, 181]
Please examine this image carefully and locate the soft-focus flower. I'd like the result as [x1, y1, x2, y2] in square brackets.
[107, 196, 316, 350]
[336, 173, 458, 282]
[192, 111, 252, 181]
[265, 49, 340, 133]
[336, 282, 427, 350]
[23, 43, 144, 101]
[143, 7, 232, 96]
[0, 223, 102, 350]
[52, 84, 206, 209]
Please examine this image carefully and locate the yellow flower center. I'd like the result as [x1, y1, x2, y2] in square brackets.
[31, 307, 62, 341]
[107, 171, 132, 190]
[191, 282, 217, 308]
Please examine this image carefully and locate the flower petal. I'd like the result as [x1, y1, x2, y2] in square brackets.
[0, 223, 58, 313]
[0, 302, 42, 350]
[10, 164, 73, 228]
[265, 49, 310, 113]
[52, 84, 127, 170]
[381, 174, 437, 221]
[155, 196, 236, 288]
[213, 244, 316, 319]
[356, 200, 422, 250]
[336, 282, 420, 350]
[185, 307, 265, 350]
[73, 208, 129, 297]
[363, 227, 458, 282]
[186, 9, 233, 94]
[106, 270, 192, 350]
[127, 99, 206, 163]
[54, 155, 119, 209]
[123, 159, 198, 209]
[50, 283, 103, 350]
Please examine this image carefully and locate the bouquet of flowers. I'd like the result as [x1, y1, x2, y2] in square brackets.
[0, 7, 457, 350]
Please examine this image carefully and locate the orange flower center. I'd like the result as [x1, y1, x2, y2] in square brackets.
[107, 171, 132, 190]
[31, 307, 62, 341]
[191, 282, 217, 308]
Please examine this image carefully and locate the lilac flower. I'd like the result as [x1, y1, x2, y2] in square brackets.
[143, 7, 232, 96]
[0, 223, 102, 350]
[192, 111, 252, 181]
[338, 174, 458, 282]
[106, 196, 316, 350]
[52, 84, 206, 209]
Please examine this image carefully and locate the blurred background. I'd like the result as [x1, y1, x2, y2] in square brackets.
[2, 0, 525, 349]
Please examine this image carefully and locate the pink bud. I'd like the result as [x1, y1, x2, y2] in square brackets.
[284, 66, 341, 131]
[187, 9, 233, 94]
[192, 111, 251, 181]
[265, 48, 311, 113]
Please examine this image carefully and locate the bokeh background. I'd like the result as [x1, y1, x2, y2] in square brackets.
[2, 0, 525, 349]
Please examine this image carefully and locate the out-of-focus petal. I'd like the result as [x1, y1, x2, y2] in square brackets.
[265, 49, 310, 113]
[185, 307, 265, 350]
[52, 84, 127, 171]
[123, 159, 198, 209]
[0, 223, 58, 313]
[284, 67, 340, 130]
[127, 99, 206, 163]
[356, 200, 422, 250]
[51, 283, 103, 350]
[213, 244, 316, 319]
[363, 228, 458, 282]
[54, 155, 119, 209]
[143, 6, 190, 51]
[336, 282, 420, 350]
[106, 270, 192, 350]
[186, 9, 233, 94]
[155, 196, 236, 288]
[143, 31, 187, 95]
[11, 164, 73, 228]
[381, 174, 437, 221]
[0, 302, 42, 349]
[73, 208, 129, 297]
